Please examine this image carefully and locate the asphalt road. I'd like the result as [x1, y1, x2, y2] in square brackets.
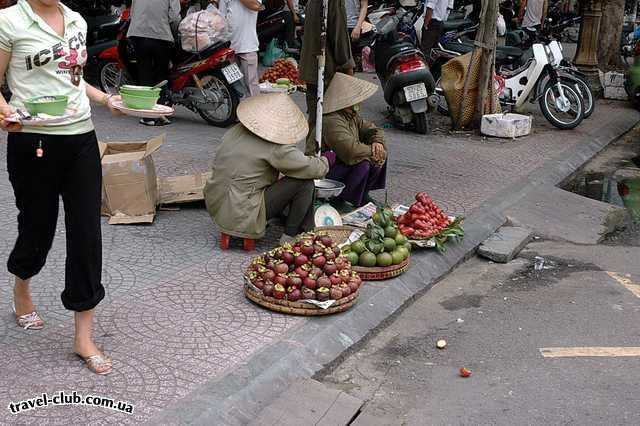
[317, 133, 640, 425]
[319, 236, 640, 425]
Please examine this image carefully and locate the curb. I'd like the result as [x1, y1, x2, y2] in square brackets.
[151, 109, 639, 425]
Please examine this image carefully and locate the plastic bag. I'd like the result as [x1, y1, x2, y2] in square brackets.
[497, 13, 506, 36]
[262, 39, 285, 67]
[361, 46, 375, 73]
[179, 8, 230, 53]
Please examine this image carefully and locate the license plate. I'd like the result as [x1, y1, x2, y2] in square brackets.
[222, 64, 243, 83]
[404, 83, 428, 102]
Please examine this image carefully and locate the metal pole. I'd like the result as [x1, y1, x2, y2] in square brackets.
[315, 0, 329, 156]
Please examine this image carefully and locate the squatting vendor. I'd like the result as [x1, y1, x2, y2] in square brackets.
[204, 93, 329, 243]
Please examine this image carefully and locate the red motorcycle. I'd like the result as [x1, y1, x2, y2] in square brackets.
[97, 8, 243, 127]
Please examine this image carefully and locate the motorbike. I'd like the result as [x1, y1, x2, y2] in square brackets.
[85, 7, 127, 86]
[257, 0, 304, 57]
[98, 9, 243, 127]
[546, 0, 581, 42]
[430, 18, 594, 123]
[370, 7, 437, 134]
[496, 40, 584, 129]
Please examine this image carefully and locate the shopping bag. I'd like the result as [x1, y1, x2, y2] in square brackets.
[262, 39, 286, 67]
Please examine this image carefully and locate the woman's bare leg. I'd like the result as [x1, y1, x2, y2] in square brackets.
[13, 276, 36, 316]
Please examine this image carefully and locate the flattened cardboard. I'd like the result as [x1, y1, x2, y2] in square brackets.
[99, 135, 164, 225]
[158, 172, 211, 205]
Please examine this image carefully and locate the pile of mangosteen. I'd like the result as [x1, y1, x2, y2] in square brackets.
[246, 232, 363, 302]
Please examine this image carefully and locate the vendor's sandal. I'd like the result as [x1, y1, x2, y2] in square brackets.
[13, 305, 44, 330]
[76, 353, 113, 375]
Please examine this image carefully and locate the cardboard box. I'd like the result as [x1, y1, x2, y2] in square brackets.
[99, 135, 164, 225]
[158, 172, 211, 205]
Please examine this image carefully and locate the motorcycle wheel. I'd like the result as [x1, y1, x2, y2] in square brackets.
[196, 72, 239, 128]
[561, 75, 594, 119]
[414, 112, 429, 135]
[539, 81, 584, 130]
[99, 61, 132, 95]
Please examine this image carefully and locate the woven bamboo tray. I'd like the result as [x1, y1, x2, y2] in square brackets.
[244, 284, 359, 316]
[352, 257, 410, 280]
[314, 225, 355, 243]
[316, 225, 411, 281]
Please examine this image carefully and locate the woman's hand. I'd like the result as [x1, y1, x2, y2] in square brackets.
[105, 95, 123, 116]
[0, 104, 21, 132]
[371, 142, 385, 163]
[351, 25, 362, 41]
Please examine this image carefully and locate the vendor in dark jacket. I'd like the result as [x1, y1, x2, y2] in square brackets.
[307, 73, 387, 208]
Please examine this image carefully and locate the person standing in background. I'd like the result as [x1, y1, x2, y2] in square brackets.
[218, 0, 262, 97]
[284, 0, 301, 49]
[518, 0, 547, 47]
[345, 0, 368, 42]
[127, 0, 181, 126]
[421, 0, 449, 56]
[299, 0, 355, 155]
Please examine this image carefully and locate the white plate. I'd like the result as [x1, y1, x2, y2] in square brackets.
[222, 63, 243, 83]
[111, 99, 175, 119]
[4, 108, 78, 126]
[404, 82, 428, 102]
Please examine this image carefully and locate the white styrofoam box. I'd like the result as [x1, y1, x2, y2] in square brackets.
[603, 71, 626, 88]
[604, 85, 629, 100]
[481, 113, 532, 139]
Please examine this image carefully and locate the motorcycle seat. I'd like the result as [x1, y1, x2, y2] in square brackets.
[441, 41, 474, 55]
[442, 18, 474, 33]
[175, 40, 232, 66]
[497, 46, 524, 59]
[441, 42, 524, 64]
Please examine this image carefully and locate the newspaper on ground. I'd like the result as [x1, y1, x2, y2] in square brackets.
[342, 203, 409, 227]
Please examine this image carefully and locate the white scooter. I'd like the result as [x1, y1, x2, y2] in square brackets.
[496, 40, 584, 129]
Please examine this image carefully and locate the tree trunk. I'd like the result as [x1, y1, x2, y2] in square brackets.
[597, 0, 626, 71]
[456, 0, 499, 129]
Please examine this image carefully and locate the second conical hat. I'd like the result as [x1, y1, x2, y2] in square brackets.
[236, 93, 309, 145]
[323, 73, 379, 114]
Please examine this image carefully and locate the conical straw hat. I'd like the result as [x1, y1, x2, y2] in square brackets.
[323, 73, 379, 114]
[237, 93, 309, 145]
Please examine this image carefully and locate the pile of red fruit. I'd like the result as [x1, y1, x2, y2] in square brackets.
[397, 192, 451, 239]
[246, 232, 362, 302]
[259, 59, 302, 85]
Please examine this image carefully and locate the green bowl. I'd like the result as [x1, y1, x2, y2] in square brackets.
[120, 85, 161, 97]
[121, 93, 159, 110]
[23, 95, 68, 116]
[120, 88, 160, 98]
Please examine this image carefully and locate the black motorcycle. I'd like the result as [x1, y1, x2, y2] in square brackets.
[370, 6, 437, 134]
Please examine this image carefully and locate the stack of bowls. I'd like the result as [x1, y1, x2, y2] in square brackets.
[119, 85, 161, 110]
[24, 95, 69, 116]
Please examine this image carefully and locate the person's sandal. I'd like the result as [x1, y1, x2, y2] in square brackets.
[76, 353, 113, 375]
[13, 304, 44, 330]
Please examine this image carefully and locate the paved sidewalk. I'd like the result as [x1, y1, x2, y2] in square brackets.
[0, 89, 637, 424]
